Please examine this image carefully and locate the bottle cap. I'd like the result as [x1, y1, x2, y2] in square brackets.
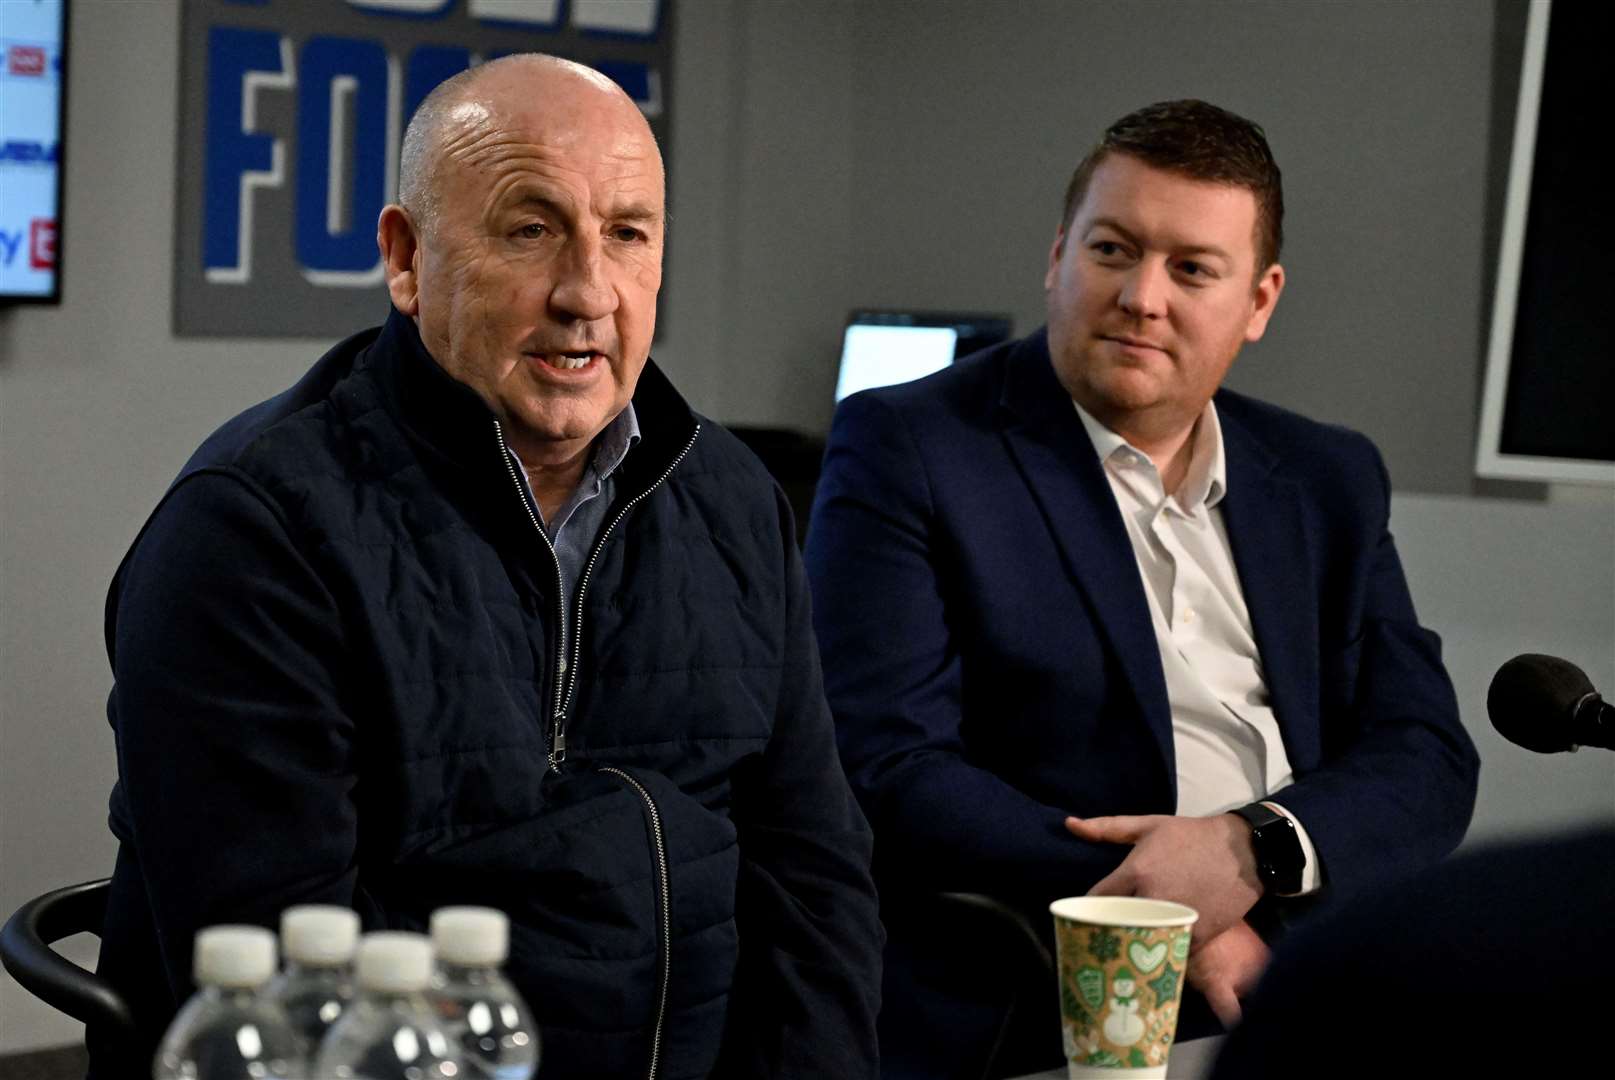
[429, 906, 510, 967]
[193, 925, 278, 988]
[354, 932, 434, 993]
[279, 905, 360, 966]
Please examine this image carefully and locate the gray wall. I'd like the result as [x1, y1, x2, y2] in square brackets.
[842, 0, 1502, 495]
[3, 0, 1610, 1054]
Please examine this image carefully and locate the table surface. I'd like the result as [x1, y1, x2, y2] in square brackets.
[1011, 1034, 1225, 1080]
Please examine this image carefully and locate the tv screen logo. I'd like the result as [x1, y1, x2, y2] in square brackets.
[30, 219, 56, 270]
[0, 140, 59, 166]
[6, 46, 46, 77]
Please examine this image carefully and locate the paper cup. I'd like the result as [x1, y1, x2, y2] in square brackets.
[1050, 897, 1197, 1079]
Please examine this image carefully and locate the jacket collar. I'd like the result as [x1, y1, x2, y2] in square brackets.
[362, 307, 699, 492]
[1215, 398, 1320, 769]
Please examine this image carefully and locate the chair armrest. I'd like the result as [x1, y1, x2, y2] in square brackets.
[1, 878, 137, 1041]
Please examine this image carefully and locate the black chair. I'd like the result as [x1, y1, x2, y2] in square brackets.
[1, 879, 136, 1050]
[723, 425, 826, 546]
[908, 891, 1059, 1080]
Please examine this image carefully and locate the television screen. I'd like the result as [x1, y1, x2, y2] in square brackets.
[1475, 1, 1612, 484]
[0, 0, 65, 303]
[834, 310, 1012, 402]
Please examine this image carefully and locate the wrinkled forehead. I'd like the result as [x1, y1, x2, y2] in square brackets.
[439, 77, 664, 193]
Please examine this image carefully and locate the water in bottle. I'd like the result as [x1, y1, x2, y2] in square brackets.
[429, 907, 540, 1080]
[152, 925, 303, 1079]
[263, 905, 359, 1056]
[313, 931, 463, 1079]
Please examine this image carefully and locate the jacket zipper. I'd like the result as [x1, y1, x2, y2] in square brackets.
[494, 421, 701, 769]
[494, 421, 571, 770]
[556, 425, 701, 749]
[599, 766, 672, 1080]
[496, 420, 698, 1079]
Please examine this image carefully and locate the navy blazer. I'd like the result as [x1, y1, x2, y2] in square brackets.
[805, 329, 1479, 906]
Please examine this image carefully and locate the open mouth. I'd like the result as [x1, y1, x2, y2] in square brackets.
[532, 351, 601, 371]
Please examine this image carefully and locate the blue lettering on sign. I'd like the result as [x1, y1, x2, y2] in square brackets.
[203, 27, 294, 283]
[404, 44, 472, 126]
[345, 0, 457, 19]
[467, 0, 564, 32]
[197, 0, 665, 287]
[297, 36, 392, 282]
[590, 59, 657, 116]
[0, 140, 59, 165]
[0, 230, 20, 266]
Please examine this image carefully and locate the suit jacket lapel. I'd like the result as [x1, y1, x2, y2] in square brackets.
[995, 333, 1177, 785]
[1218, 401, 1321, 768]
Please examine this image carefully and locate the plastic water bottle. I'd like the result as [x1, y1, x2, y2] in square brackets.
[263, 905, 359, 1056]
[429, 907, 540, 1080]
[313, 931, 463, 1079]
[152, 925, 302, 1079]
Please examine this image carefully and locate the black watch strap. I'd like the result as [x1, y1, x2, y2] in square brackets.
[1232, 801, 1305, 895]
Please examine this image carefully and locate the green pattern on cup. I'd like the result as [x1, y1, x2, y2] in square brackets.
[1055, 918, 1191, 1072]
[1127, 939, 1167, 974]
[1062, 978, 1092, 1029]
[1076, 965, 1105, 1012]
[1147, 964, 1179, 1011]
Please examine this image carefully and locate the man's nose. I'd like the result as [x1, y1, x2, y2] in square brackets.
[1118, 260, 1168, 320]
[550, 235, 619, 322]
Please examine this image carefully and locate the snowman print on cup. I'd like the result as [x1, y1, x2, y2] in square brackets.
[1101, 966, 1145, 1047]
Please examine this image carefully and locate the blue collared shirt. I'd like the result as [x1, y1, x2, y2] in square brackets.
[510, 403, 641, 662]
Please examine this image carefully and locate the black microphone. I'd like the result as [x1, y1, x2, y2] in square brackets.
[1487, 654, 1615, 753]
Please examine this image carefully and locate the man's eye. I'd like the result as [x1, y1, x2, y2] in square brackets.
[517, 222, 547, 239]
[1177, 259, 1218, 281]
[611, 226, 645, 243]
[1092, 241, 1125, 258]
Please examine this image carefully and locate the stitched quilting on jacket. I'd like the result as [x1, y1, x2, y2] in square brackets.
[94, 309, 882, 1079]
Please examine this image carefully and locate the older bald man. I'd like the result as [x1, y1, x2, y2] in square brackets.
[96, 55, 881, 1079]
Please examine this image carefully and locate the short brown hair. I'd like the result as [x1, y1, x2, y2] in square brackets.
[1060, 99, 1284, 271]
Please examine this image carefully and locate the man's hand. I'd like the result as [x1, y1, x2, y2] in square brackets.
[1187, 920, 1269, 1027]
[1064, 813, 1261, 943]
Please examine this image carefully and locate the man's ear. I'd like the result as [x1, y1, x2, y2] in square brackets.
[1244, 262, 1285, 343]
[378, 204, 422, 316]
[1044, 228, 1068, 292]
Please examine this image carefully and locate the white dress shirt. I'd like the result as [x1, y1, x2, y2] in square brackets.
[1074, 399, 1321, 895]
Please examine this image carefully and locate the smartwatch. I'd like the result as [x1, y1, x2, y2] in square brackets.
[1231, 802, 1304, 895]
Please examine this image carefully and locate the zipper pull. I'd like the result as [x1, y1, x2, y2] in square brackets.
[551, 720, 567, 765]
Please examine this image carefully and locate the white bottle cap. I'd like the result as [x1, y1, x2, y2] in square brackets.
[279, 905, 360, 966]
[429, 907, 510, 967]
[354, 932, 434, 993]
[193, 926, 278, 988]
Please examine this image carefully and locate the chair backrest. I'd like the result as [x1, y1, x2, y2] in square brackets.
[922, 891, 1059, 1079]
[1, 878, 137, 1044]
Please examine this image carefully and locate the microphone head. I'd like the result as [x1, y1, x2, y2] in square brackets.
[1487, 653, 1596, 753]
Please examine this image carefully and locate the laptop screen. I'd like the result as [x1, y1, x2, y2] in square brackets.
[833, 311, 1012, 402]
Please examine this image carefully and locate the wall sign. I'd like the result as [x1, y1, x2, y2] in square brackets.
[175, 0, 672, 338]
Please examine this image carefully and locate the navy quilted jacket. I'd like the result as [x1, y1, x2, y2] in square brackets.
[93, 310, 882, 1078]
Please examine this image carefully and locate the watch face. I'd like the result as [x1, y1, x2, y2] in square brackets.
[1254, 818, 1303, 892]
[1235, 803, 1303, 893]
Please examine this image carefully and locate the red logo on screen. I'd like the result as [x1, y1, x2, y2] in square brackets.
[29, 219, 56, 269]
[7, 46, 46, 77]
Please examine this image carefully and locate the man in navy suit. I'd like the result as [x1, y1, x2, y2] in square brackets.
[804, 100, 1479, 1077]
